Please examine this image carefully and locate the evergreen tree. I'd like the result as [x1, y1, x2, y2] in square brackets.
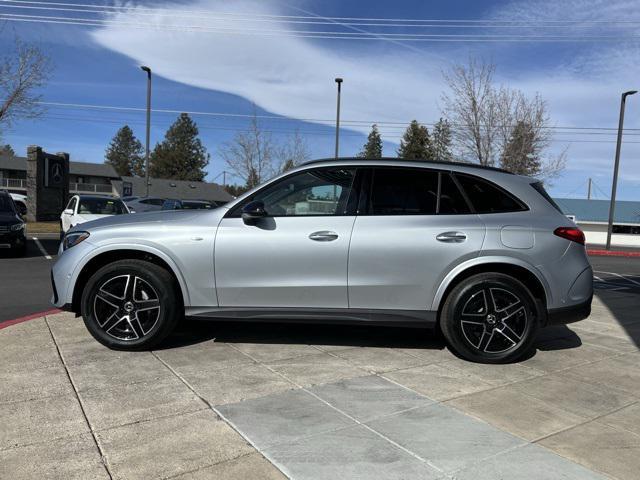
[432, 118, 453, 162]
[500, 121, 541, 176]
[358, 124, 383, 158]
[225, 184, 250, 197]
[150, 113, 210, 181]
[104, 125, 145, 176]
[397, 120, 434, 160]
[0, 144, 15, 156]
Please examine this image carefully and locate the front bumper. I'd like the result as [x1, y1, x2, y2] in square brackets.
[0, 230, 26, 249]
[546, 295, 592, 325]
[50, 240, 95, 309]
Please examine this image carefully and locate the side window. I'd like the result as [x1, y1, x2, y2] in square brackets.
[439, 174, 472, 214]
[455, 173, 526, 214]
[369, 168, 439, 215]
[231, 168, 356, 217]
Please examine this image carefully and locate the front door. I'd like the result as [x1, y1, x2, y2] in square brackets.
[215, 167, 358, 308]
[348, 167, 486, 311]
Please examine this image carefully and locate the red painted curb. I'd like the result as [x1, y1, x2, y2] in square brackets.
[588, 249, 640, 258]
[0, 309, 62, 330]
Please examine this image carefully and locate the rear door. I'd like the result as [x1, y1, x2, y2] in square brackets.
[348, 167, 486, 311]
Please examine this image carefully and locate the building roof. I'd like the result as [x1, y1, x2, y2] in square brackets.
[113, 176, 233, 203]
[0, 155, 119, 178]
[554, 198, 640, 225]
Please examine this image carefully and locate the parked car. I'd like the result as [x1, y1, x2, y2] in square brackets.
[51, 159, 592, 363]
[161, 199, 183, 210]
[9, 193, 27, 216]
[123, 197, 165, 213]
[60, 195, 130, 233]
[181, 200, 215, 210]
[0, 190, 26, 256]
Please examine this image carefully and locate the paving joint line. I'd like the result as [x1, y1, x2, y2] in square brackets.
[44, 315, 114, 480]
[149, 350, 290, 479]
[225, 343, 444, 474]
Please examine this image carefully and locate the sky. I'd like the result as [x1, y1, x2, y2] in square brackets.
[1, 0, 639, 200]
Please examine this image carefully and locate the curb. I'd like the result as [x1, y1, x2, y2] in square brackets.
[587, 249, 640, 258]
[0, 309, 62, 330]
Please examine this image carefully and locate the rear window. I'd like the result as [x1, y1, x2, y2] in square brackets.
[455, 174, 526, 214]
[531, 182, 563, 213]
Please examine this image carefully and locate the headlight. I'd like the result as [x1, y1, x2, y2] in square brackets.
[10, 223, 25, 231]
[63, 231, 90, 251]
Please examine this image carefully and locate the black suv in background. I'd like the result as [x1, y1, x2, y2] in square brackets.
[0, 190, 26, 256]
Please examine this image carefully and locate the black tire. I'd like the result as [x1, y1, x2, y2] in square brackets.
[440, 272, 541, 364]
[80, 259, 182, 350]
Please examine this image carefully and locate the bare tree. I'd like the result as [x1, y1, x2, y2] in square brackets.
[276, 130, 311, 173]
[442, 58, 566, 180]
[220, 109, 277, 189]
[0, 38, 50, 132]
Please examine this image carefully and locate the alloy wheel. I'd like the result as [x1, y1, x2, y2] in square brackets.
[458, 286, 528, 354]
[93, 274, 161, 341]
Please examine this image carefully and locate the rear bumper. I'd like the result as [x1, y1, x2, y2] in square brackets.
[546, 295, 592, 326]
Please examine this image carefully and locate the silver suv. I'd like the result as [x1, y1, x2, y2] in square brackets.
[52, 159, 592, 363]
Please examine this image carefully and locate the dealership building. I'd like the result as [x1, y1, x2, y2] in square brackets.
[0, 153, 232, 204]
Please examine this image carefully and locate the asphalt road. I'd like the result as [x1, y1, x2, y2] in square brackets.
[0, 234, 60, 323]
[0, 239, 638, 325]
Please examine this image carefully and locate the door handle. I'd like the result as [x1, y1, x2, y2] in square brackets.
[309, 231, 339, 242]
[436, 231, 467, 243]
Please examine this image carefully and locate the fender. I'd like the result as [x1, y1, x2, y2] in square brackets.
[69, 241, 191, 306]
[430, 255, 553, 311]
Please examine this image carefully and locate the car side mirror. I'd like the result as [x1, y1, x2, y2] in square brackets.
[63, 208, 73, 215]
[241, 201, 267, 225]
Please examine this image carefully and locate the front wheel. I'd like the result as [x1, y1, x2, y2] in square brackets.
[440, 273, 541, 364]
[81, 259, 181, 350]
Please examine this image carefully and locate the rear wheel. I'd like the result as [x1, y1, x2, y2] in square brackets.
[80, 259, 181, 350]
[440, 273, 541, 363]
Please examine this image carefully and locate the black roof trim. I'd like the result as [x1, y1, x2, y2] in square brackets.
[301, 157, 514, 174]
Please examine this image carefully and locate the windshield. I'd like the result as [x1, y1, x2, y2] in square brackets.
[0, 195, 16, 214]
[78, 198, 127, 215]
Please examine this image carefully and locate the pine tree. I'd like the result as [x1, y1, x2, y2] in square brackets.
[432, 118, 453, 162]
[397, 120, 434, 160]
[150, 113, 210, 181]
[358, 124, 383, 158]
[0, 144, 15, 156]
[500, 121, 541, 176]
[104, 126, 145, 176]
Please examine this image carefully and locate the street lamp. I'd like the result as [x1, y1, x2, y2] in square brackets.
[334, 78, 343, 159]
[140, 66, 152, 197]
[605, 90, 637, 250]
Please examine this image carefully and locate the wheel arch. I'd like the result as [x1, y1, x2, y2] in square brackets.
[432, 257, 550, 323]
[71, 247, 188, 314]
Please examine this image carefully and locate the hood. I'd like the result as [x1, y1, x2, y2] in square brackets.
[70, 208, 226, 232]
[0, 211, 21, 224]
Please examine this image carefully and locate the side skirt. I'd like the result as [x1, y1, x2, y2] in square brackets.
[185, 307, 437, 328]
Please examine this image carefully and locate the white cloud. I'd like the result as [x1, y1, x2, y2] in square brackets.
[90, 0, 640, 195]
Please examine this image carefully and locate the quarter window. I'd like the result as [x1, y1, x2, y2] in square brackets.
[233, 168, 356, 217]
[455, 174, 526, 214]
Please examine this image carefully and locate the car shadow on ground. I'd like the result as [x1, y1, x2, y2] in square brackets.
[594, 287, 640, 350]
[158, 318, 584, 362]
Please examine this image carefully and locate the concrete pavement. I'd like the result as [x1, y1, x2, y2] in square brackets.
[1, 291, 639, 479]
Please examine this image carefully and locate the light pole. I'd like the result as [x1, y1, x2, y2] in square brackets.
[606, 90, 637, 250]
[141, 66, 152, 197]
[334, 78, 343, 159]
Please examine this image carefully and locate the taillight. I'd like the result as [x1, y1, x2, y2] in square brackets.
[554, 227, 585, 245]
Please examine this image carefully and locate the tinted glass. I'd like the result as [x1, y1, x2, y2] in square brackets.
[439, 174, 472, 214]
[182, 201, 212, 209]
[236, 168, 356, 217]
[531, 182, 562, 213]
[455, 174, 525, 214]
[78, 198, 127, 215]
[369, 168, 438, 215]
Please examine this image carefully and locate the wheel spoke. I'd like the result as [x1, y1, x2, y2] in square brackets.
[461, 289, 488, 317]
[123, 275, 134, 300]
[96, 290, 122, 309]
[127, 315, 145, 338]
[135, 298, 160, 312]
[102, 312, 126, 332]
[479, 330, 496, 352]
[497, 324, 521, 344]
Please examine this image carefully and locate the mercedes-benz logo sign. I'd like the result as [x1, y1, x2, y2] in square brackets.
[51, 163, 63, 184]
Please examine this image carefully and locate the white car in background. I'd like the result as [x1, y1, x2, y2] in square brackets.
[9, 193, 27, 216]
[60, 195, 130, 233]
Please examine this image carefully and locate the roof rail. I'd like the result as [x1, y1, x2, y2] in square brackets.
[301, 157, 514, 174]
